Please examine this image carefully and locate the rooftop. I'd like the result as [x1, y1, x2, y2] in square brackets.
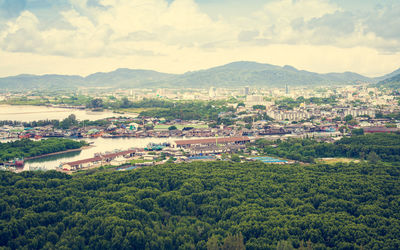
[175, 136, 250, 146]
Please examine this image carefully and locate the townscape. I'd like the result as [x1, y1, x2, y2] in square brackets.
[1, 0, 400, 249]
[1, 84, 399, 173]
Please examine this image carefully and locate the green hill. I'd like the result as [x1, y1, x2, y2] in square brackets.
[0, 61, 379, 90]
[375, 73, 400, 89]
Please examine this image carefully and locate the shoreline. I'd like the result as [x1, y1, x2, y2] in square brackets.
[25, 145, 93, 161]
[0, 104, 136, 114]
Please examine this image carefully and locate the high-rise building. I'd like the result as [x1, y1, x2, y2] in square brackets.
[209, 87, 217, 98]
[244, 86, 250, 96]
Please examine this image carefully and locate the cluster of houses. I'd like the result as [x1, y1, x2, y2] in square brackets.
[1, 110, 399, 143]
[2, 84, 400, 141]
[2, 85, 400, 173]
[60, 149, 138, 171]
[59, 136, 252, 172]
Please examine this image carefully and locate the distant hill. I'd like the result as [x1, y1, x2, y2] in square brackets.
[0, 74, 85, 90]
[374, 67, 400, 82]
[0, 61, 395, 90]
[0, 70, 174, 90]
[375, 73, 400, 89]
[85, 68, 175, 88]
[169, 62, 373, 88]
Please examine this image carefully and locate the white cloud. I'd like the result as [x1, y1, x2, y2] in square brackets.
[235, 0, 400, 54]
[252, 0, 339, 42]
[256, 0, 339, 22]
[0, 0, 231, 57]
[1, 43, 399, 78]
[0, 0, 399, 77]
[1, 11, 42, 52]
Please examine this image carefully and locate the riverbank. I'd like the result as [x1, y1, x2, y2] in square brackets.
[25, 145, 93, 161]
[0, 105, 135, 122]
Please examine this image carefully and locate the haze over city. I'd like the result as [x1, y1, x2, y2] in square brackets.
[0, 0, 400, 77]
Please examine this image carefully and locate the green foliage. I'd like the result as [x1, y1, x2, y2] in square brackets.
[253, 133, 400, 163]
[252, 105, 266, 110]
[87, 98, 104, 108]
[344, 115, 353, 122]
[0, 62, 374, 90]
[168, 125, 177, 131]
[222, 233, 245, 250]
[275, 96, 337, 110]
[347, 119, 358, 126]
[0, 116, 111, 129]
[60, 114, 78, 129]
[0, 161, 399, 249]
[55, 95, 91, 106]
[352, 128, 364, 135]
[276, 240, 295, 250]
[140, 101, 234, 121]
[230, 154, 241, 162]
[339, 126, 347, 134]
[275, 97, 298, 110]
[376, 73, 400, 89]
[207, 235, 222, 250]
[385, 123, 397, 128]
[116, 98, 174, 109]
[366, 151, 381, 164]
[0, 97, 49, 105]
[0, 138, 86, 162]
[1, 94, 92, 107]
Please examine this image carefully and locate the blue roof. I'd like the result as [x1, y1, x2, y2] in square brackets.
[189, 155, 215, 160]
[117, 166, 137, 171]
[252, 156, 288, 163]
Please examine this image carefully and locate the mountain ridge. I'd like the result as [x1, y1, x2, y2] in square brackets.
[0, 61, 398, 90]
[375, 73, 400, 89]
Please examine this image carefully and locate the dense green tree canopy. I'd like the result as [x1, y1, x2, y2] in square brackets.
[253, 133, 400, 163]
[139, 101, 234, 121]
[0, 160, 399, 249]
[0, 138, 86, 163]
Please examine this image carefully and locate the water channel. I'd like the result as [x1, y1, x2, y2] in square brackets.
[24, 137, 182, 170]
[0, 105, 176, 171]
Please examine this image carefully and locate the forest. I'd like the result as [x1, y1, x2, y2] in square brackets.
[375, 111, 400, 120]
[0, 115, 111, 130]
[87, 97, 236, 120]
[0, 138, 87, 162]
[0, 160, 399, 249]
[252, 133, 400, 163]
[275, 96, 337, 110]
[139, 101, 235, 121]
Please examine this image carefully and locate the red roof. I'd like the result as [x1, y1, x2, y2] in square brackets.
[102, 149, 136, 159]
[175, 136, 250, 146]
[64, 149, 137, 166]
[364, 127, 399, 133]
[65, 156, 102, 166]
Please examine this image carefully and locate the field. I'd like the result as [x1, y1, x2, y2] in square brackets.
[130, 159, 154, 164]
[317, 157, 360, 164]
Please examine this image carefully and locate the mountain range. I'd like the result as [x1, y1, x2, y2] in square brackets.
[375, 72, 400, 89]
[0, 61, 398, 90]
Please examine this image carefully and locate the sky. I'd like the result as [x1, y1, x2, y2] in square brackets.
[0, 0, 399, 77]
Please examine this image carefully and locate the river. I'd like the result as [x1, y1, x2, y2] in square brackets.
[23, 137, 182, 170]
[0, 105, 171, 171]
[0, 105, 137, 122]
